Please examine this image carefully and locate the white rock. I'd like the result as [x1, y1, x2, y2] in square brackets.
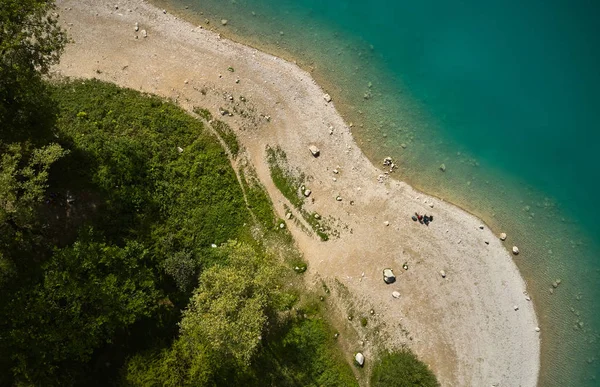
[286, 213, 292, 220]
[221, 19, 228, 25]
[512, 246, 520, 255]
[514, 305, 519, 311]
[355, 352, 365, 366]
[279, 223, 285, 229]
[383, 268, 396, 284]
[333, 169, 339, 174]
[323, 93, 332, 103]
[383, 221, 390, 226]
[479, 224, 485, 230]
[141, 29, 147, 38]
[134, 22, 139, 31]
[440, 270, 446, 278]
[308, 145, 320, 157]
[535, 327, 541, 332]
[303, 189, 312, 197]
[176, 146, 183, 153]
[500, 232, 507, 241]
[392, 291, 401, 299]
[336, 196, 342, 201]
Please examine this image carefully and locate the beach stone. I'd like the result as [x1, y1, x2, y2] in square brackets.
[383, 268, 396, 284]
[383, 156, 392, 166]
[323, 93, 332, 102]
[286, 212, 292, 220]
[512, 246, 520, 255]
[384, 221, 390, 226]
[308, 145, 320, 157]
[535, 327, 541, 332]
[392, 291, 401, 299]
[314, 213, 321, 219]
[134, 22, 139, 31]
[479, 224, 485, 230]
[440, 270, 446, 278]
[221, 19, 228, 26]
[514, 305, 519, 311]
[439, 163, 446, 172]
[336, 196, 342, 201]
[500, 232, 507, 241]
[303, 189, 312, 197]
[355, 352, 365, 367]
[141, 29, 147, 38]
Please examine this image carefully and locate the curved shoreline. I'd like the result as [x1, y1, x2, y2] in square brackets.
[53, 0, 540, 384]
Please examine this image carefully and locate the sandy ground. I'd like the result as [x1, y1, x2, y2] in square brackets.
[53, 0, 540, 385]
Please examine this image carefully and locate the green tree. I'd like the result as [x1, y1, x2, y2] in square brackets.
[1, 231, 161, 385]
[0, 0, 67, 141]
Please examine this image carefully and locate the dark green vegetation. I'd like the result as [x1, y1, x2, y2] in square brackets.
[0, 77, 359, 385]
[371, 351, 440, 387]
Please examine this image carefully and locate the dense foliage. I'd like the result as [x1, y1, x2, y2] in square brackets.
[370, 351, 440, 387]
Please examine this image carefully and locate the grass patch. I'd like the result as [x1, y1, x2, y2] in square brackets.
[210, 119, 240, 158]
[266, 146, 305, 208]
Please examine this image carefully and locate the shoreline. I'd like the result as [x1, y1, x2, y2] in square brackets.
[53, 0, 541, 385]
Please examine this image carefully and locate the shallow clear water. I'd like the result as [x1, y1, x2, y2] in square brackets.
[153, 0, 600, 385]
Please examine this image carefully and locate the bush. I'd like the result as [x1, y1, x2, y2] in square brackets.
[371, 351, 439, 387]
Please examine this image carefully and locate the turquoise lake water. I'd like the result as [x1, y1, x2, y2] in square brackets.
[154, 0, 600, 385]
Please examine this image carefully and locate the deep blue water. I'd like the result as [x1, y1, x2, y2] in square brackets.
[156, 0, 600, 384]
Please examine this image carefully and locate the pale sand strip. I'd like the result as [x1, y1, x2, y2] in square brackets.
[53, 1, 540, 385]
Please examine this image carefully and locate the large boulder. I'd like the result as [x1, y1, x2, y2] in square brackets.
[355, 352, 365, 367]
[383, 268, 396, 284]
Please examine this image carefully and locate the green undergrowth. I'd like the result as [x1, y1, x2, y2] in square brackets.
[210, 119, 240, 158]
[0, 78, 353, 385]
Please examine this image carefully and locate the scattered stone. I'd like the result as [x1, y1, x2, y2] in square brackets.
[552, 281, 559, 289]
[314, 213, 321, 219]
[279, 223, 285, 229]
[535, 327, 541, 332]
[370, 309, 375, 315]
[439, 163, 446, 172]
[512, 246, 520, 255]
[184, 79, 189, 84]
[333, 168, 339, 174]
[141, 29, 147, 38]
[303, 189, 312, 197]
[549, 288, 554, 295]
[525, 296, 531, 301]
[115, 5, 119, 10]
[484, 241, 490, 245]
[134, 22, 139, 31]
[514, 305, 519, 311]
[211, 243, 217, 248]
[384, 221, 390, 227]
[176, 146, 184, 153]
[323, 93, 332, 103]
[429, 202, 434, 208]
[500, 232, 507, 241]
[334, 332, 339, 338]
[286, 212, 292, 220]
[479, 225, 485, 230]
[162, 9, 167, 14]
[392, 291, 401, 299]
[336, 196, 342, 201]
[400, 143, 407, 149]
[221, 19, 228, 26]
[355, 352, 365, 367]
[383, 268, 396, 284]
[308, 145, 320, 157]
[403, 263, 409, 270]
[383, 157, 393, 166]
[440, 270, 446, 278]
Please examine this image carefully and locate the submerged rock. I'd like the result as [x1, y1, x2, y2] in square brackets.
[221, 19, 228, 26]
[500, 232, 507, 241]
[439, 163, 446, 172]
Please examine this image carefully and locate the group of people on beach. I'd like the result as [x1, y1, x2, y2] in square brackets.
[412, 212, 433, 226]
